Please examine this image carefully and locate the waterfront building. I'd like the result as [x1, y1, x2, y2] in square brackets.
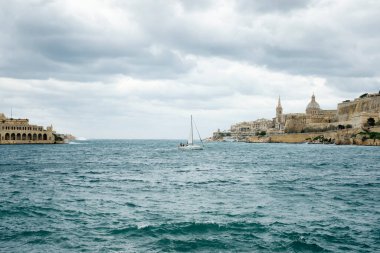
[230, 118, 273, 139]
[283, 94, 338, 133]
[213, 92, 380, 140]
[282, 93, 379, 133]
[0, 113, 57, 144]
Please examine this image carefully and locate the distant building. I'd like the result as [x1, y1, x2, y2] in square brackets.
[282, 93, 379, 133]
[0, 113, 62, 144]
[213, 92, 380, 140]
[230, 119, 273, 140]
[282, 94, 338, 133]
[274, 96, 285, 131]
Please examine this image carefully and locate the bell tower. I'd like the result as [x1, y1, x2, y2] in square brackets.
[276, 96, 284, 129]
[276, 96, 283, 122]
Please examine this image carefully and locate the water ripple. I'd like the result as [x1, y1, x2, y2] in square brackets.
[0, 140, 379, 252]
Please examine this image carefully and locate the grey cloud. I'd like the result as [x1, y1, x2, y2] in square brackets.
[178, 0, 215, 11]
[235, 0, 313, 13]
[325, 77, 380, 95]
[0, 0, 380, 91]
[126, 0, 380, 85]
[0, 1, 195, 81]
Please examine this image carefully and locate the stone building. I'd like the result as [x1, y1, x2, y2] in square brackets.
[281, 93, 380, 133]
[281, 94, 338, 133]
[212, 92, 380, 141]
[0, 113, 57, 144]
[227, 118, 273, 140]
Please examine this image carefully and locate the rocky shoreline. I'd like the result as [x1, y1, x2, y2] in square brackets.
[212, 127, 380, 146]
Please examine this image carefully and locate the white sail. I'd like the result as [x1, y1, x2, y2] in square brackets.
[188, 115, 194, 145]
[179, 115, 203, 150]
[188, 128, 193, 145]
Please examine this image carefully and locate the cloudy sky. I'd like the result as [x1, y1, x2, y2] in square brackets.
[0, 0, 379, 139]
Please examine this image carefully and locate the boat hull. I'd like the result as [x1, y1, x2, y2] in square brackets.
[178, 145, 203, 150]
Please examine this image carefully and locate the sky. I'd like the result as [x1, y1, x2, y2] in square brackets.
[0, 0, 379, 139]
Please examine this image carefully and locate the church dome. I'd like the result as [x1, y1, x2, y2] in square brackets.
[306, 94, 320, 114]
[306, 94, 321, 115]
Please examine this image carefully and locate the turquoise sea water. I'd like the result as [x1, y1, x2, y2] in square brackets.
[0, 140, 379, 252]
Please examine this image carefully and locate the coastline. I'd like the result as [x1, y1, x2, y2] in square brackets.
[212, 127, 380, 146]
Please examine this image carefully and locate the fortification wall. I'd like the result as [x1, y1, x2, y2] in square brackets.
[338, 95, 380, 121]
[266, 128, 380, 146]
[269, 133, 333, 143]
[306, 114, 337, 124]
[284, 115, 306, 133]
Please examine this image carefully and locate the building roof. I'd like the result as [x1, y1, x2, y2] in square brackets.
[306, 94, 320, 111]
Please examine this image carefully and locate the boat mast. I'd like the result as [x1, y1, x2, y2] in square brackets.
[191, 115, 193, 145]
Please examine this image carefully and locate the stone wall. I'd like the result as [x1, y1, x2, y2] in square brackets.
[284, 114, 307, 133]
[269, 133, 329, 143]
[337, 94, 380, 122]
[250, 127, 380, 146]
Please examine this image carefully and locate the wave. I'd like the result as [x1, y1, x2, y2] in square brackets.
[288, 240, 326, 252]
[19, 230, 52, 237]
[156, 237, 229, 251]
[109, 221, 267, 236]
[125, 202, 139, 208]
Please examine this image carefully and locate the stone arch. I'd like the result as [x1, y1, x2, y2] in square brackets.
[16, 133, 21, 140]
[43, 134, 47, 140]
[22, 133, 26, 140]
[38, 134, 42, 140]
[33, 134, 37, 140]
[11, 133, 16, 140]
[27, 133, 32, 140]
[5, 133, 10, 140]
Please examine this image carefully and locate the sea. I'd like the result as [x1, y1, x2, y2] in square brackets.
[0, 140, 379, 252]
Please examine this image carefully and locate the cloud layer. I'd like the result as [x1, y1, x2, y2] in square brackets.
[0, 0, 379, 138]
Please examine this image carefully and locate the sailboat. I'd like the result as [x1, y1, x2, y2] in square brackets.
[178, 115, 204, 150]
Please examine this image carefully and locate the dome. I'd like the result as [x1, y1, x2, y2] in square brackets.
[306, 94, 320, 110]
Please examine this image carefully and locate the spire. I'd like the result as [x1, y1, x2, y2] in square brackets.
[312, 93, 316, 102]
[277, 96, 282, 108]
[276, 96, 283, 125]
